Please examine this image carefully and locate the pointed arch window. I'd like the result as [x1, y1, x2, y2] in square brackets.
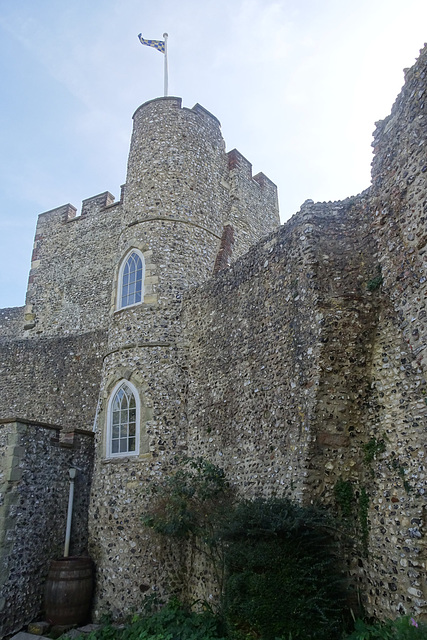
[107, 381, 140, 457]
[118, 250, 145, 309]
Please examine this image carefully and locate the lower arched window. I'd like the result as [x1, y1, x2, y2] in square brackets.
[107, 380, 140, 457]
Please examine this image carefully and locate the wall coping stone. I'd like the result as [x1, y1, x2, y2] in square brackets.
[0, 417, 95, 437]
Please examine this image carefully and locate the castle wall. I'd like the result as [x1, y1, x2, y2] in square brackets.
[183, 214, 321, 500]
[181, 193, 380, 603]
[0, 420, 94, 637]
[361, 309, 427, 618]
[352, 43, 427, 618]
[0, 307, 25, 341]
[0, 331, 107, 430]
[24, 192, 120, 337]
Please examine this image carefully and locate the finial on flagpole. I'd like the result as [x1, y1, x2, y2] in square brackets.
[163, 33, 169, 97]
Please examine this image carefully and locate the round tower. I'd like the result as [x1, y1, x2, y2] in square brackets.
[89, 97, 279, 618]
[120, 96, 230, 302]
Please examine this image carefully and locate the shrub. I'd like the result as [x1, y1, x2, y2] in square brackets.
[142, 457, 234, 598]
[220, 497, 349, 640]
[81, 598, 227, 640]
[344, 615, 427, 639]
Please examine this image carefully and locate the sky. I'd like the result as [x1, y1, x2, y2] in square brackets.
[1, 0, 427, 309]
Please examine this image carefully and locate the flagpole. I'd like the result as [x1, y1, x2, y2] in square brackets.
[163, 33, 168, 96]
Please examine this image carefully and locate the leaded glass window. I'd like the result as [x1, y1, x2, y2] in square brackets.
[109, 382, 138, 456]
[119, 251, 144, 309]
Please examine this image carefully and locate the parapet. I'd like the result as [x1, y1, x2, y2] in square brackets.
[81, 192, 115, 217]
[38, 203, 77, 224]
[131, 97, 222, 138]
[37, 191, 116, 227]
[189, 103, 221, 127]
[227, 149, 278, 204]
[228, 149, 252, 179]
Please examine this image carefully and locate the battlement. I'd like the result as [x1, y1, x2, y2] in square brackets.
[228, 148, 252, 178]
[38, 202, 77, 224]
[81, 191, 116, 216]
[37, 191, 116, 228]
[132, 96, 222, 130]
[227, 150, 277, 198]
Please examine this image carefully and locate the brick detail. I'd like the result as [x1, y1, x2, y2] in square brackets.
[213, 224, 235, 274]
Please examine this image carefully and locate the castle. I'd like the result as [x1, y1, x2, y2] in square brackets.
[2, 43, 427, 636]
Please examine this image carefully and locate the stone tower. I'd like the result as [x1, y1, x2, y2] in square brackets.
[88, 97, 279, 617]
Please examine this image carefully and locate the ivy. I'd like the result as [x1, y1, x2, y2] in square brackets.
[334, 479, 354, 519]
[363, 438, 386, 465]
[359, 488, 370, 556]
[366, 266, 383, 291]
[142, 457, 234, 599]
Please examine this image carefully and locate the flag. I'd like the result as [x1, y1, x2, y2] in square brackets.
[138, 34, 165, 54]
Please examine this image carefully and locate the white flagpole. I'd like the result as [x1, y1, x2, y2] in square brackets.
[163, 33, 168, 96]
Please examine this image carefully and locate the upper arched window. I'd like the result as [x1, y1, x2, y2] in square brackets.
[118, 250, 145, 309]
[106, 380, 140, 457]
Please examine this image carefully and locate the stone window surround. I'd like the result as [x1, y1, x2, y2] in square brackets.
[106, 379, 141, 459]
[111, 241, 158, 313]
[118, 249, 145, 310]
[116, 248, 145, 311]
[99, 369, 152, 462]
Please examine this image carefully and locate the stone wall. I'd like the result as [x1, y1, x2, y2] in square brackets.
[355, 42, 427, 618]
[24, 193, 120, 338]
[361, 308, 427, 617]
[0, 307, 25, 341]
[180, 193, 378, 602]
[0, 331, 107, 430]
[0, 420, 94, 637]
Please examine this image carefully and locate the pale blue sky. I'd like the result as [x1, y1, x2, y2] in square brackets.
[1, 0, 427, 308]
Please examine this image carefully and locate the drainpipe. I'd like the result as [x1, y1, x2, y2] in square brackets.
[64, 468, 76, 558]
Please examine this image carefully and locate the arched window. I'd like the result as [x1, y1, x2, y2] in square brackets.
[118, 250, 145, 309]
[107, 381, 140, 457]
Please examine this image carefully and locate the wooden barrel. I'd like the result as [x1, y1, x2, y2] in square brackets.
[44, 556, 93, 626]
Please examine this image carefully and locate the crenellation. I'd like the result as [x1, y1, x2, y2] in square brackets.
[190, 102, 222, 128]
[227, 148, 252, 177]
[37, 202, 77, 225]
[81, 191, 116, 216]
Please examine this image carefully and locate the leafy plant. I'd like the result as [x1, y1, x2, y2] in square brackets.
[81, 598, 227, 640]
[363, 438, 386, 465]
[359, 488, 370, 556]
[335, 479, 355, 518]
[142, 457, 234, 598]
[366, 275, 383, 291]
[366, 266, 383, 292]
[220, 498, 349, 640]
[344, 615, 427, 639]
[143, 464, 351, 639]
[143, 457, 232, 540]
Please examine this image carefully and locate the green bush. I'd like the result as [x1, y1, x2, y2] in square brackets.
[81, 599, 227, 640]
[220, 498, 348, 640]
[142, 457, 233, 543]
[344, 616, 427, 639]
[143, 461, 350, 639]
